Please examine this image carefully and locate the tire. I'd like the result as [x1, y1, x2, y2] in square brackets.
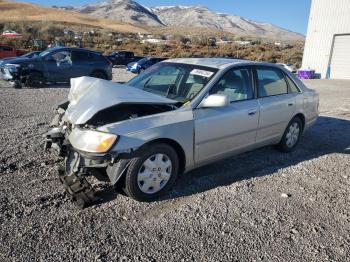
[277, 117, 303, 152]
[122, 143, 179, 202]
[13, 80, 22, 89]
[25, 72, 45, 88]
[91, 71, 107, 80]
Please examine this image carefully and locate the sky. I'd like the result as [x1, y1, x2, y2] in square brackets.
[23, 0, 312, 35]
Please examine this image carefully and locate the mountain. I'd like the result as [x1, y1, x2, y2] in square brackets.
[76, 0, 304, 41]
[153, 6, 304, 40]
[0, 0, 146, 33]
[78, 0, 164, 27]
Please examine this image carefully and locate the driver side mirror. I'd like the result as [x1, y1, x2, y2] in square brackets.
[198, 94, 230, 108]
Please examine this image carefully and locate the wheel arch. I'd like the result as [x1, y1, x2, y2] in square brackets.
[110, 137, 186, 189]
[23, 69, 46, 86]
[293, 113, 306, 131]
[143, 138, 186, 175]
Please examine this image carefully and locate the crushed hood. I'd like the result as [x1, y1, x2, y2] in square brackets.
[65, 77, 177, 125]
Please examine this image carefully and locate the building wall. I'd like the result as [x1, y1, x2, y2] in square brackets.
[302, 0, 350, 78]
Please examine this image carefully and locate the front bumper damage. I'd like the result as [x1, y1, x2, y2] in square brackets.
[45, 120, 130, 208]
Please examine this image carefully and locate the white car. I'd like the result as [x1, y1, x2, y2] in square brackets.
[46, 58, 319, 208]
[277, 63, 297, 73]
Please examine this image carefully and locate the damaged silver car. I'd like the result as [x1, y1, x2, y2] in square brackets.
[45, 58, 319, 208]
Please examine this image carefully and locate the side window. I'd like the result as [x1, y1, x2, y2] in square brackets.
[47, 51, 72, 64]
[92, 53, 103, 61]
[71, 51, 90, 61]
[210, 67, 254, 103]
[125, 52, 133, 58]
[285, 75, 301, 93]
[257, 67, 288, 97]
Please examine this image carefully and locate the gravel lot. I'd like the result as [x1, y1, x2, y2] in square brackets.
[0, 69, 350, 262]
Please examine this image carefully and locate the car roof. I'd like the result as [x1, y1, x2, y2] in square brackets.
[164, 58, 248, 69]
[47, 47, 101, 54]
[164, 58, 288, 71]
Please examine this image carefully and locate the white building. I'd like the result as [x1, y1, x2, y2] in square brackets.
[302, 0, 350, 79]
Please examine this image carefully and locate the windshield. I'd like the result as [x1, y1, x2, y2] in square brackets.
[39, 50, 51, 57]
[126, 62, 218, 104]
[22, 52, 39, 58]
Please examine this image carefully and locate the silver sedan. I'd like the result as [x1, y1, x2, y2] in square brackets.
[46, 58, 319, 208]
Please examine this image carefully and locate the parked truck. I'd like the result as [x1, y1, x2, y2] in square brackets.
[105, 51, 144, 66]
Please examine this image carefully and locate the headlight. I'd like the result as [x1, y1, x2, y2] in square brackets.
[6, 64, 20, 73]
[69, 129, 118, 153]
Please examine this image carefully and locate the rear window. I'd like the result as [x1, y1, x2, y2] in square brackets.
[125, 52, 133, 58]
[71, 51, 90, 61]
[285, 75, 301, 93]
[91, 52, 103, 61]
[71, 51, 103, 62]
[257, 67, 288, 97]
[0, 46, 13, 51]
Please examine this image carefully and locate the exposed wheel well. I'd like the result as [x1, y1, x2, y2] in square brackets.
[293, 113, 305, 131]
[144, 138, 186, 175]
[23, 70, 44, 81]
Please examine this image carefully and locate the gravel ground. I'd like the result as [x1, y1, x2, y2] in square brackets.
[0, 70, 350, 262]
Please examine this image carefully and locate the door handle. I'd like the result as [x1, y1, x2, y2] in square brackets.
[248, 109, 257, 116]
[288, 102, 294, 107]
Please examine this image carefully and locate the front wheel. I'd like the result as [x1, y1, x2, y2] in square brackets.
[25, 72, 45, 88]
[122, 143, 179, 202]
[278, 117, 303, 152]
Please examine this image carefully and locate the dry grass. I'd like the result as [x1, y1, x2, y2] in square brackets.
[0, 0, 147, 33]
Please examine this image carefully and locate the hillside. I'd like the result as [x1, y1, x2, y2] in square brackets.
[78, 0, 165, 27]
[77, 0, 304, 41]
[0, 0, 147, 33]
[153, 6, 304, 41]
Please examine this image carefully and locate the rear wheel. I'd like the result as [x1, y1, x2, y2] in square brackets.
[91, 71, 107, 80]
[122, 143, 179, 202]
[278, 117, 303, 152]
[25, 72, 45, 88]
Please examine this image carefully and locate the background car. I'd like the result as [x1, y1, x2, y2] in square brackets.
[2, 47, 112, 88]
[277, 63, 297, 73]
[46, 58, 319, 208]
[0, 51, 41, 79]
[126, 57, 167, 74]
[0, 51, 41, 67]
[0, 44, 23, 58]
[105, 50, 144, 66]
